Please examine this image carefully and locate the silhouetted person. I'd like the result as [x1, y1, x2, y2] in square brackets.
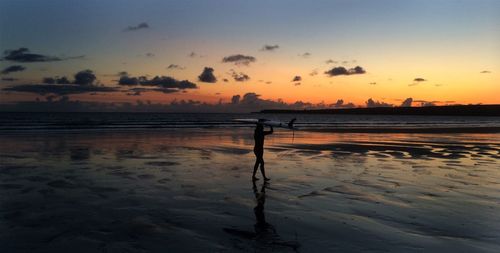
[253, 124, 273, 181]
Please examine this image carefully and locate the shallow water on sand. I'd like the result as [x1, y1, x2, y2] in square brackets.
[1, 129, 499, 252]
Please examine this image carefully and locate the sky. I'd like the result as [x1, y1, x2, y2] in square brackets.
[0, 0, 499, 112]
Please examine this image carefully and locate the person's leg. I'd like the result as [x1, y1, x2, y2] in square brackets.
[259, 157, 270, 180]
[253, 158, 260, 180]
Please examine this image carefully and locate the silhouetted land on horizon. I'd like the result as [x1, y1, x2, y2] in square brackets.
[259, 104, 500, 116]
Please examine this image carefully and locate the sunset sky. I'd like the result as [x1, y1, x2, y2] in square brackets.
[0, 0, 499, 111]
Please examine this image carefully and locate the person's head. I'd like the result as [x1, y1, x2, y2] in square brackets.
[255, 124, 264, 132]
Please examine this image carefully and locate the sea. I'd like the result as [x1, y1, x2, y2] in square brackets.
[1, 112, 500, 132]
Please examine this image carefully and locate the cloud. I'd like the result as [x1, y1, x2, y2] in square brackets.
[480, 70, 491, 73]
[2, 48, 61, 62]
[145, 53, 155, 57]
[400, 97, 413, 107]
[325, 66, 366, 76]
[125, 87, 179, 96]
[198, 67, 217, 83]
[124, 22, 149, 31]
[74, 69, 96, 85]
[1, 65, 26, 75]
[365, 98, 393, 108]
[223, 78, 229, 82]
[42, 69, 94, 85]
[230, 70, 250, 82]
[333, 99, 356, 108]
[309, 69, 318, 76]
[261, 44, 279, 51]
[42, 76, 71, 84]
[291, 75, 302, 82]
[325, 59, 337, 64]
[413, 78, 426, 82]
[118, 74, 198, 89]
[222, 54, 256, 66]
[299, 52, 311, 58]
[2, 84, 118, 95]
[369, 82, 377, 85]
[421, 101, 436, 107]
[167, 64, 185, 70]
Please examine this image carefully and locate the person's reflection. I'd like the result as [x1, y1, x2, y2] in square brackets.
[223, 182, 300, 251]
[252, 181, 300, 251]
[253, 180, 274, 235]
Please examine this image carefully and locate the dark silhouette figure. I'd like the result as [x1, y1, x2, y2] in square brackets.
[253, 124, 273, 181]
[223, 182, 300, 251]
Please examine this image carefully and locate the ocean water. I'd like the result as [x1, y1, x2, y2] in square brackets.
[1, 113, 500, 252]
[1, 112, 500, 131]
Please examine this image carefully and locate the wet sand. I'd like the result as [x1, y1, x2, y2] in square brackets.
[1, 129, 499, 252]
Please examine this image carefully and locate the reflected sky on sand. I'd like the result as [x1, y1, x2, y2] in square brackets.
[1, 129, 499, 252]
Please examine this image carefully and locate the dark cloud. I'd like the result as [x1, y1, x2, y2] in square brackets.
[118, 74, 198, 89]
[291, 75, 302, 82]
[325, 66, 366, 76]
[145, 53, 155, 57]
[141, 76, 197, 89]
[124, 22, 149, 31]
[231, 95, 240, 104]
[325, 59, 337, 64]
[400, 97, 413, 107]
[188, 52, 197, 58]
[167, 64, 185, 70]
[74, 69, 96, 85]
[333, 99, 356, 108]
[2, 84, 118, 96]
[365, 98, 393, 108]
[0, 92, 359, 113]
[198, 67, 217, 83]
[1, 77, 18, 81]
[261, 44, 279, 51]
[369, 82, 377, 85]
[223, 78, 229, 82]
[309, 69, 318, 76]
[421, 101, 436, 107]
[125, 87, 179, 96]
[117, 71, 128, 76]
[1, 65, 26, 75]
[413, 78, 426, 82]
[480, 70, 491, 73]
[230, 70, 250, 82]
[42, 76, 71, 84]
[222, 54, 256, 66]
[2, 48, 61, 62]
[300, 52, 311, 58]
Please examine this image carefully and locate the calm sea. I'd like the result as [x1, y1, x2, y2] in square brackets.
[1, 112, 500, 132]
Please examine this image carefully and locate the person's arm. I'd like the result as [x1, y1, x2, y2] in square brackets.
[264, 126, 273, 135]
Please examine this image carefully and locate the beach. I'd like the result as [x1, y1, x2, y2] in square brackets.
[1, 128, 499, 252]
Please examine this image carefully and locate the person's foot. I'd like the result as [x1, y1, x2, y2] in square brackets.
[252, 177, 260, 181]
[264, 177, 271, 181]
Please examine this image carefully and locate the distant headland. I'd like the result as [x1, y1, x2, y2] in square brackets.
[259, 104, 500, 116]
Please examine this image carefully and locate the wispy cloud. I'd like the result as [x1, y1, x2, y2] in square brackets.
[2, 48, 61, 62]
[222, 54, 256, 66]
[1, 65, 26, 75]
[230, 70, 250, 82]
[260, 44, 279, 51]
[124, 22, 149, 31]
